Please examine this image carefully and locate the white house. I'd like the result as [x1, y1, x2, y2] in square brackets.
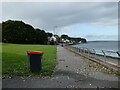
[61, 39, 70, 43]
[48, 35, 57, 42]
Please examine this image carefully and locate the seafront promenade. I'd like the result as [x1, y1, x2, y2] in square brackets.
[2, 45, 119, 88]
[65, 45, 120, 73]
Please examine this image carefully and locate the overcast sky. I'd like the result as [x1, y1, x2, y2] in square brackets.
[1, 2, 118, 41]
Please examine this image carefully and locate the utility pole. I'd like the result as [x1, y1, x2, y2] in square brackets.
[53, 26, 58, 45]
[53, 26, 58, 35]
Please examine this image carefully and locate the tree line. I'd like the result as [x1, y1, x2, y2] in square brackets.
[2, 20, 53, 44]
[2, 20, 87, 44]
[61, 34, 87, 43]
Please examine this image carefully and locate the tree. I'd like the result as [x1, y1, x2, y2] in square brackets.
[34, 29, 48, 44]
[0, 23, 1, 42]
[2, 20, 48, 44]
[46, 32, 53, 37]
[61, 34, 69, 40]
[2, 20, 35, 44]
[81, 38, 87, 43]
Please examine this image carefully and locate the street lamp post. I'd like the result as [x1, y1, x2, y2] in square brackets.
[53, 26, 58, 45]
[53, 26, 57, 35]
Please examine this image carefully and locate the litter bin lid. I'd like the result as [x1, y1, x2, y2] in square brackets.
[27, 51, 43, 54]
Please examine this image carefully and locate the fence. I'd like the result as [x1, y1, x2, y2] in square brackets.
[65, 45, 120, 73]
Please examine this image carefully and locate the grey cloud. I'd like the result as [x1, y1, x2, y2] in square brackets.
[85, 35, 117, 41]
[2, 2, 118, 31]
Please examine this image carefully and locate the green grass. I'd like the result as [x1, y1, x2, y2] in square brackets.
[115, 73, 120, 77]
[0, 43, 2, 74]
[2, 43, 57, 76]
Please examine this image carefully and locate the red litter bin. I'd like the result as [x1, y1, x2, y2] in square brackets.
[27, 51, 43, 72]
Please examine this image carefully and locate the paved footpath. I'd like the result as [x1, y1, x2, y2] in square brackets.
[2, 46, 119, 88]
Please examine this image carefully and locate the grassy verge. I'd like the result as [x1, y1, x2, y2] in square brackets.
[2, 43, 56, 76]
[115, 73, 120, 77]
[0, 43, 2, 74]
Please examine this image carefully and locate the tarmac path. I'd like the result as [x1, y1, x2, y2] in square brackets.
[2, 46, 119, 88]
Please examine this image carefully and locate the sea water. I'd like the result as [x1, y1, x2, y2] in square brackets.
[72, 41, 119, 57]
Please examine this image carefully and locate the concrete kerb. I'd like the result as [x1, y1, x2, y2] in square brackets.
[64, 46, 120, 74]
[52, 46, 59, 76]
